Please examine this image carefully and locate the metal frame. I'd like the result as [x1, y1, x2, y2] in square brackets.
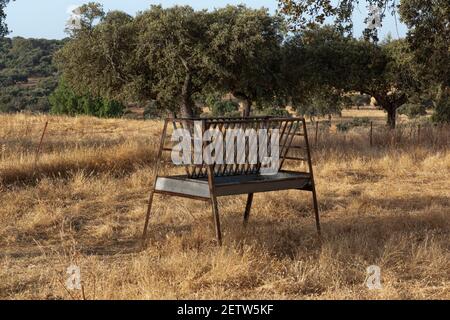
[141, 117, 321, 248]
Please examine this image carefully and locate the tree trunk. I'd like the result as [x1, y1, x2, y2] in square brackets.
[372, 93, 404, 130]
[241, 99, 252, 118]
[386, 107, 397, 129]
[168, 111, 176, 119]
[180, 72, 194, 118]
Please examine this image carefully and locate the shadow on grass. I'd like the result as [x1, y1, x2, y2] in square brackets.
[4, 193, 448, 261]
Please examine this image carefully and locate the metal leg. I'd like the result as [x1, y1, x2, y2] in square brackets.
[243, 193, 254, 226]
[302, 118, 322, 239]
[207, 166, 222, 246]
[141, 120, 168, 249]
[141, 190, 155, 249]
[210, 195, 222, 246]
[311, 187, 322, 237]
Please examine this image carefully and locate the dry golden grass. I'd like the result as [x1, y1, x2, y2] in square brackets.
[0, 112, 449, 300]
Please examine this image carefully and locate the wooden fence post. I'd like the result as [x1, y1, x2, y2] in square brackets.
[418, 124, 421, 144]
[34, 121, 48, 166]
[1, 143, 5, 162]
[315, 121, 319, 146]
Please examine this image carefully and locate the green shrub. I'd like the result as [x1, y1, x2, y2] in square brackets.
[431, 93, 450, 123]
[100, 100, 125, 118]
[0, 77, 57, 113]
[211, 100, 240, 117]
[336, 122, 351, 132]
[351, 117, 371, 126]
[350, 94, 371, 107]
[254, 106, 290, 117]
[398, 103, 427, 118]
[50, 80, 124, 118]
[336, 117, 371, 132]
[144, 100, 165, 119]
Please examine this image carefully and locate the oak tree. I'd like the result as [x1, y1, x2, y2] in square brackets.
[208, 5, 284, 117]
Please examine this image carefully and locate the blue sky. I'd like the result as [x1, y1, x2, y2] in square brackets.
[6, 0, 407, 39]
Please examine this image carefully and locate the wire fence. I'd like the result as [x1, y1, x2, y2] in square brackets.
[305, 120, 450, 149]
[0, 121, 159, 137]
[0, 119, 162, 165]
[1, 118, 449, 167]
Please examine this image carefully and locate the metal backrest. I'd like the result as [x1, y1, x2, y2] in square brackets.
[158, 116, 312, 179]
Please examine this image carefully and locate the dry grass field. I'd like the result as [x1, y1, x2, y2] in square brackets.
[0, 111, 449, 300]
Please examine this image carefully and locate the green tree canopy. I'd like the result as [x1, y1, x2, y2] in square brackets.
[134, 5, 212, 117]
[400, 0, 449, 122]
[56, 4, 140, 103]
[56, 4, 286, 118]
[278, 0, 398, 40]
[57, 4, 213, 117]
[0, 0, 10, 38]
[284, 27, 418, 128]
[49, 79, 124, 118]
[399, 0, 449, 88]
[279, 0, 449, 123]
[207, 5, 285, 117]
[0, 37, 63, 113]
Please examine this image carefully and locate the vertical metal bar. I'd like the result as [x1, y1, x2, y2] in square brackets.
[141, 190, 155, 249]
[303, 119, 322, 238]
[243, 193, 254, 226]
[240, 120, 248, 175]
[221, 121, 230, 176]
[315, 121, 319, 146]
[278, 120, 291, 156]
[418, 124, 421, 144]
[278, 120, 300, 171]
[245, 120, 259, 174]
[207, 165, 222, 246]
[370, 121, 373, 148]
[255, 118, 270, 174]
[200, 119, 208, 178]
[141, 119, 169, 249]
[191, 120, 199, 178]
[173, 119, 192, 178]
[212, 121, 225, 176]
[215, 121, 226, 176]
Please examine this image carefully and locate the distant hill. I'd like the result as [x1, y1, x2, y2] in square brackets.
[0, 37, 64, 113]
